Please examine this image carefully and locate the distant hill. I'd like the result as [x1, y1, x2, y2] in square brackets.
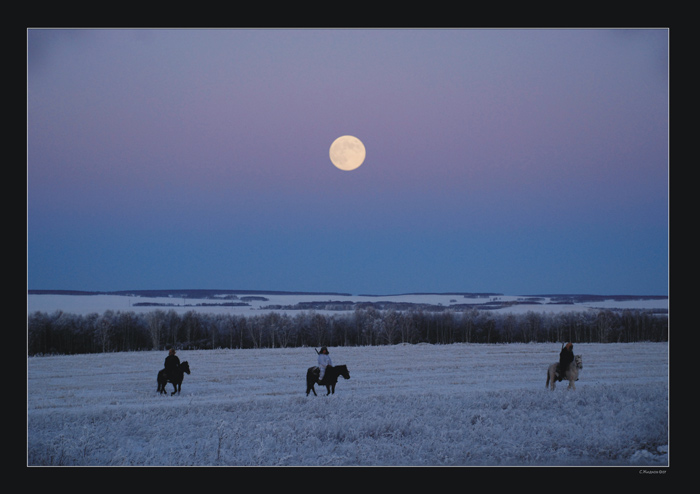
[530, 294, 668, 303]
[27, 289, 668, 302]
[27, 289, 354, 298]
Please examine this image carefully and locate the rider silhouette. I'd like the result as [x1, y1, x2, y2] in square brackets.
[558, 342, 574, 382]
[317, 347, 332, 383]
[164, 348, 180, 381]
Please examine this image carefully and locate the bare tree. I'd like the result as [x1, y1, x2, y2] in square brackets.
[146, 310, 165, 350]
[96, 310, 114, 352]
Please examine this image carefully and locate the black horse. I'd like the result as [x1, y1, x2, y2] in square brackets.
[306, 364, 350, 396]
[157, 361, 191, 395]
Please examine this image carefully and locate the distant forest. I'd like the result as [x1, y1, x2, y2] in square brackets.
[27, 306, 668, 356]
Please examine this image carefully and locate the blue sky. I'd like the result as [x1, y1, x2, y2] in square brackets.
[27, 29, 668, 295]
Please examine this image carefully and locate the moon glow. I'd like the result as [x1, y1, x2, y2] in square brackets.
[329, 135, 366, 171]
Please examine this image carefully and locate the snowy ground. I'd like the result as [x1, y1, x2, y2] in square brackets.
[26, 292, 668, 317]
[27, 342, 668, 466]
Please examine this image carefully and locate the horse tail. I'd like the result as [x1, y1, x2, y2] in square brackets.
[546, 369, 550, 388]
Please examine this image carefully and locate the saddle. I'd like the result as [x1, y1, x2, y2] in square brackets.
[311, 366, 329, 384]
[555, 363, 578, 382]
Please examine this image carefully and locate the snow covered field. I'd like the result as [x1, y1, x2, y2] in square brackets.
[27, 342, 668, 466]
[26, 292, 668, 317]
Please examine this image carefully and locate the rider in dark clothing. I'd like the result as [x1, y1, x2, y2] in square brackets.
[164, 348, 180, 380]
[558, 342, 574, 381]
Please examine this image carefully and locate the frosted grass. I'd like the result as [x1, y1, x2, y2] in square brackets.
[27, 343, 668, 466]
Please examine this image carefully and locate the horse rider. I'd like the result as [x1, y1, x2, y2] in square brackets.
[558, 342, 574, 381]
[164, 348, 180, 381]
[317, 346, 333, 383]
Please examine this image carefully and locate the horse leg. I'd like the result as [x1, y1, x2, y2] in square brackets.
[157, 371, 166, 394]
[306, 374, 316, 396]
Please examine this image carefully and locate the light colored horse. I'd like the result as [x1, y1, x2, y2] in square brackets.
[546, 355, 582, 391]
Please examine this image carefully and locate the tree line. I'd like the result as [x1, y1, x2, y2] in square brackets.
[27, 307, 668, 356]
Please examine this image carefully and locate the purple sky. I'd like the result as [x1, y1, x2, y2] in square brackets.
[27, 29, 668, 295]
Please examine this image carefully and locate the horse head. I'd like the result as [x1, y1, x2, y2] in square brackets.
[574, 355, 582, 370]
[180, 361, 191, 374]
[337, 365, 350, 380]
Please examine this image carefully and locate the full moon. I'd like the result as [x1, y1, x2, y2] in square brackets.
[329, 135, 366, 171]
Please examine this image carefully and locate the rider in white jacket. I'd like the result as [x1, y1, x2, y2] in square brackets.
[318, 347, 332, 381]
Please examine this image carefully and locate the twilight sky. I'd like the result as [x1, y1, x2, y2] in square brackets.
[27, 29, 668, 296]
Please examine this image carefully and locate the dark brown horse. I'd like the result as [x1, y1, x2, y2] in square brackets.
[157, 361, 190, 395]
[306, 364, 350, 396]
